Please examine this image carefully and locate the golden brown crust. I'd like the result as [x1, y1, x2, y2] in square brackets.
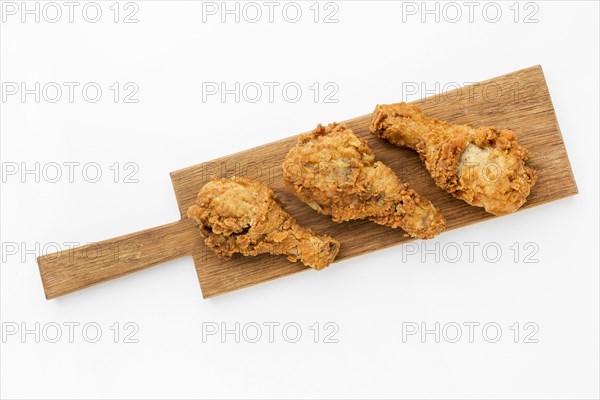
[370, 103, 537, 215]
[187, 177, 340, 270]
[282, 123, 445, 239]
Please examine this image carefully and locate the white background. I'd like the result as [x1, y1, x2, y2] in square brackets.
[1, 1, 599, 399]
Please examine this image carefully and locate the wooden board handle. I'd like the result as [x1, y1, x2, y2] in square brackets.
[37, 220, 199, 299]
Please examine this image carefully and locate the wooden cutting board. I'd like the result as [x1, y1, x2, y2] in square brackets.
[37, 65, 578, 300]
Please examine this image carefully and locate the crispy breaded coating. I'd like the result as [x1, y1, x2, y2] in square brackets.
[370, 103, 537, 215]
[282, 123, 445, 239]
[187, 177, 340, 270]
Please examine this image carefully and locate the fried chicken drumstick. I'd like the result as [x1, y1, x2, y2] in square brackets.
[282, 123, 445, 239]
[370, 103, 537, 215]
[187, 177, 340, 270]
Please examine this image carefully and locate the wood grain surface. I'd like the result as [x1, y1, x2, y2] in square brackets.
[170, 65, 578, 298]
[38, 220, 201, 299]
